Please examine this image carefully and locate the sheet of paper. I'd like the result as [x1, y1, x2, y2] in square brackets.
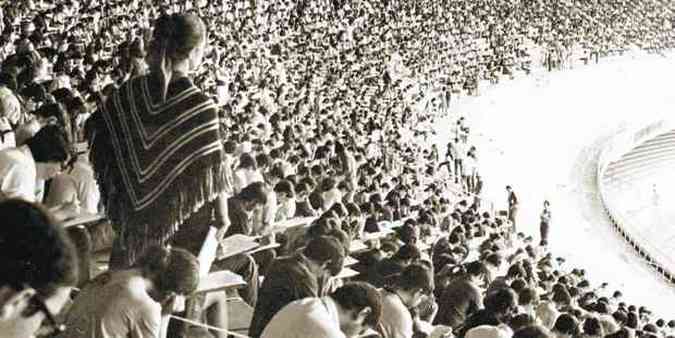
[195, 270, 246, 294]
[197, 226, 219, 278]
[218, 234, 260, 260]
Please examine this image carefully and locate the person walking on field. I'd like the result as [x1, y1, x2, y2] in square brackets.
[540, 200, 551, 246]
[506, 186, 518, 233]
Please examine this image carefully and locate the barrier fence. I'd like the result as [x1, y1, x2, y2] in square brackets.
[596, 119, 675, 284]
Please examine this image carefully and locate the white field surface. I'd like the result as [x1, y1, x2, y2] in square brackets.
[430, 51, 675, 318]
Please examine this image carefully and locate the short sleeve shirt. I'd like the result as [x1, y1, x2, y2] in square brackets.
[260, 297, 345, 338]
[59, 271, 161, 338]
[0, 146, 37, 202]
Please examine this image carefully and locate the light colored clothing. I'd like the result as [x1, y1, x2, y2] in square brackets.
[233, 168, 264, 193]
[260, 297, 345, 338]
[0, 145, 37, 202]
[45, 155, 100, 213]
[59, 270, 161, 338]
[379, 289, 414, 338]
[0, 117, 15, 151]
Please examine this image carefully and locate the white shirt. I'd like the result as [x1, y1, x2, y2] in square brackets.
[379, 290, 414, 338]
[44, 155, 100, 213]
[233, 168, 264, 193]
[0, 145, 37, 202]
[261, 297, 345, 338]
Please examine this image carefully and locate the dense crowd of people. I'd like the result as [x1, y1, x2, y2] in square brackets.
[1, 0, 675, 338]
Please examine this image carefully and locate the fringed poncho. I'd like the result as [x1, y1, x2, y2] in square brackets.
[90, 75, 225, 266]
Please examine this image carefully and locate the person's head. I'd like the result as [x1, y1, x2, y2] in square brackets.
[514, 325, 553, 338]
[0, 199, 78, 337]
[518, 287, 539, 309]
[238, 153, 257, 170]
[134, 245, 200, 303]
[303, 236, 345, 278]
[553, 313, 580, 337]
[331, 282, 382, 337]
[583, 317, 605, 337]
[465, 260, 487, 283]
[274, 179, 295, 202]
[393, 263, 434, 308]
[148, 13, 207, 100]
[484, 288, 518, 323]
[26, 125, 71, 180]
[393, 244, 421, 265]
[238, 182, 268, 210]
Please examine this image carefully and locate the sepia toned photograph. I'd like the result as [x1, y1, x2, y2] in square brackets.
[0, 0, 674, 337]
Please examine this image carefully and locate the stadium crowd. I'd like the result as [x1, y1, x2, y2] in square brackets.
[1, 0, 675, 338]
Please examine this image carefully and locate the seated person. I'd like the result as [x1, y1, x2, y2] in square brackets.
[434, 260, 485, 330]
[0, 125, 79, 220]
[260, 282, 382, 338]
[249, 236, 345, 338]
[59, 246, 200, 338]
[370, 244, 421, 287]
[44, 142, 100, 214]
[0, 199, 79, 338]
[379, 263, 436, 338]
[294, 180, 318, 217]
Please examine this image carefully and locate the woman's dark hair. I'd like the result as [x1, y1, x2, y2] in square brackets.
[274, 180, 295, 198]
[149, 13, 206, 102]
[331, 282, 382, 329]
[0, 199, 78, 296]
[134, 245, 199, 295]
[26, 124, 71, 163]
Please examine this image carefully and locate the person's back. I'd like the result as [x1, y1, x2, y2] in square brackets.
[249, 253, 319, 338]
[0, 145, 37, 202]
[90, 14, 228, 268]
[260, 297, 345, 338]
[59, 270, 161, 338]
[434, 275, 482, 329]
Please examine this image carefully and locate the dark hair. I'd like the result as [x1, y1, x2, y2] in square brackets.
[274, 180, 295, 198]
[553, 314, 580, 336]
[0, 199, 78, 296]
[238, 153, 257, 170]
[396, 263, 434, 295]
[26, 124, 71, 163]
[583, 317, 604, 336]
[149, 14, 206, 102]
[238, 182, 268, 205]
[134, 245, 199, 295]
[518, 287, 538, 306]
[331, 282, 382, 329]
[223, 141, 237, 154]
[393, 244, 421, 262]
[484, 287, 517, 317]
[511, 314, 537, 332]
[513, 325, 552, 338]
[303, 236, 345, 268]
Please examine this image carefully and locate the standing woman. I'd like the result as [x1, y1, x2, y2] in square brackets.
[540, 200, 551, 246]
[89, 13, 230, 269]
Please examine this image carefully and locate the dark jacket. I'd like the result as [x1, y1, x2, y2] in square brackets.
[249, 253, 320, 338]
